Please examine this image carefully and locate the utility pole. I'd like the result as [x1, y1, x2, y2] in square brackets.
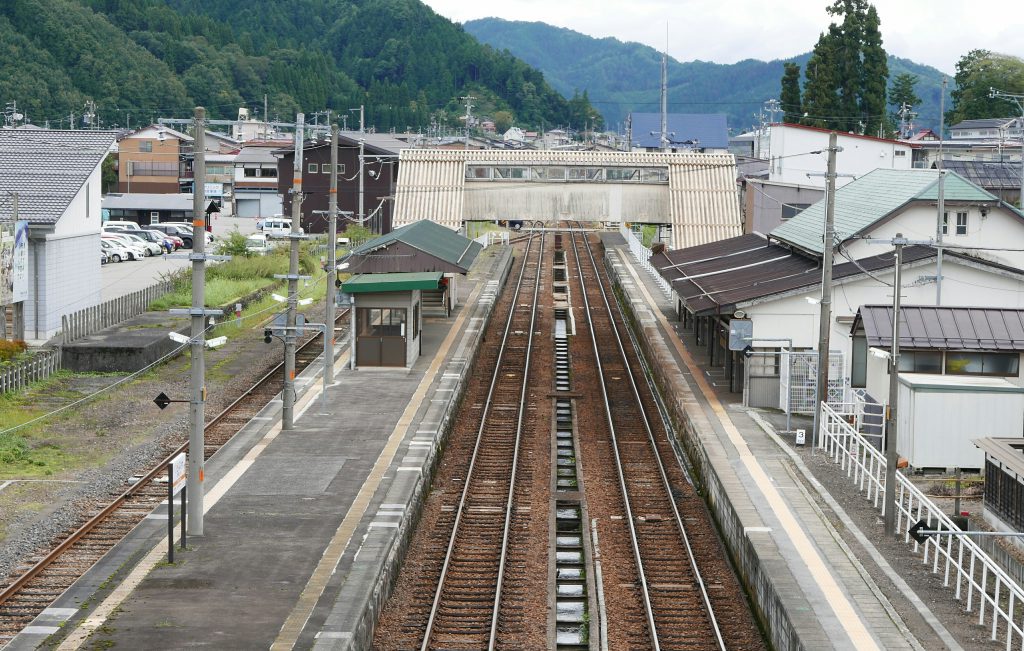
[938, 77, 947, 170]
[660, 45, 669, 152]
[935, 170, 946, 304]
[988, 87, 1024, 209]
[10, 193, 24, 340]
[884, 235, 906, 536]
[326, 124, 339, 386]
[349, 105, 365, 134]
[283, 113, 305, 430]
[461, 95, 475, 150]
[358, 138, 366, 229]
[187, 107, 210, 536]
[812, 131, 839, 447]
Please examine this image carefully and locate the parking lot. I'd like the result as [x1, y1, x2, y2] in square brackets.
[100, 216, 260, 301]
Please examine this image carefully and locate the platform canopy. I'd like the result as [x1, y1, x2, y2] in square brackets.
[341, 271, 442, 294]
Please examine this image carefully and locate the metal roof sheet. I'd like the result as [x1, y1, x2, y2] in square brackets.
[942, 160, 1023, 190]
[651, 233, 935, 315]
[854, 305, 1024, 351]
[0, 129, 116, 224]
[629, 113, 729, 149]
[973, 437, 1024, 479]
[342, 271, 442, 293]
[770, 168, 999, 254]
[349, 219, 482, 272]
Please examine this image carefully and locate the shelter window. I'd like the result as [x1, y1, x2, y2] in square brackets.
[781, 203, 812, 220]
[897, 351, 942, 373]
[606, 168, 639, 181]
[945, 352, 1019, 376]
[494, 167, 528, 180]
[467, 166, 491, 180]
[359, 308, 407, 337]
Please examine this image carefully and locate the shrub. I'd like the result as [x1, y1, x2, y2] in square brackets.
[0, 339, 28, 362]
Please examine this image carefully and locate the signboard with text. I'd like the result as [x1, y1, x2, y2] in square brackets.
[170, 453, 187, 496]
[1, 220, 28, 305]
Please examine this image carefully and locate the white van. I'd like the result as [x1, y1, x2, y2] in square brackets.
[263, 218, 303, 238]
[103, 220, 141, 231]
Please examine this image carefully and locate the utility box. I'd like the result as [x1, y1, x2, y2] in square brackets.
[897, 374, 1024, 471]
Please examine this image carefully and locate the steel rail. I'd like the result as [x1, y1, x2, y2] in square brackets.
[0, 308, 350, 609]
[420, 231, 544, 651]
[571, 226, 727, 650]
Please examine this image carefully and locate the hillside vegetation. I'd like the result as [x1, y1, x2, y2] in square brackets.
[465, 18, 952, 132]
[0, 0, 594, 131]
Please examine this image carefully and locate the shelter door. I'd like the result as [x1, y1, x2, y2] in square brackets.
[356, 307, 407, 367]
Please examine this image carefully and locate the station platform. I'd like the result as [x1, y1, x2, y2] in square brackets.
[8, 233, 956, 651]
[8, 246, 512, 651]
[600, 233, 959, 651]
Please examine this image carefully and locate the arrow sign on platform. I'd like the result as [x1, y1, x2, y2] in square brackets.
[153, 392, 190, 410]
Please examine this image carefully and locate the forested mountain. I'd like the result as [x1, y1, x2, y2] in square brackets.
[465, 17, 952, 133]
[0, 0, 594, 131]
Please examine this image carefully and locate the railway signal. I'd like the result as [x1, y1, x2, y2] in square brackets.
[153, 391, 190, 410]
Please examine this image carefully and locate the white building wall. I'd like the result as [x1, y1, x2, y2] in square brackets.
[769, 125, 913, 189]
[843, 204, 1024, 270]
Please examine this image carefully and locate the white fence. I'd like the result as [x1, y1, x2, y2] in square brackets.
[819, 401, 1024, 646]
[0, 348, 61, 394]
[62, 279, 175, 345]
[620, 226, 672, 299]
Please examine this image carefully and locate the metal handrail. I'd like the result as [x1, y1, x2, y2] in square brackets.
[620, 225, 673, 299]
[819, 402, 1024, 647]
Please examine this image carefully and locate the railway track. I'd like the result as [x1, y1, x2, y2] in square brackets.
[0, 309, 349, 646]
[569, 226, 735, 650]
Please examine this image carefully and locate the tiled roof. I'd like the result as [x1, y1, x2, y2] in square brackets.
[350, 219, 482, 272]
[942, 160, 1023, 190]
[770, 168, 999, 255]
[950, 118, 1017, 130]
[629, 113, 729, 149]
[0, 129, 116, 224]
[853, 305, 1024, 351]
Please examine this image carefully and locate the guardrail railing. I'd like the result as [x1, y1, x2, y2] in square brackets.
[619, 226, 673, 299]
[0, 348, 61, 395]
[62, 279, 176, 345]
[818, 401, 1024, 647]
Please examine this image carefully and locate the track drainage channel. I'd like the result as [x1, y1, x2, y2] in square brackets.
[552, 306, 589, 649]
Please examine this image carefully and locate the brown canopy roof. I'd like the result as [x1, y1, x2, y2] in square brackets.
[853, 305, 1024, 351]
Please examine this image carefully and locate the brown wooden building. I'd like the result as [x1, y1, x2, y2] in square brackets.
[276, 133, 405, 235]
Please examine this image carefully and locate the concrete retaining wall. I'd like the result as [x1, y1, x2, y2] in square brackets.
[603, 247, 803, 651]
[334, 247, 515, 651]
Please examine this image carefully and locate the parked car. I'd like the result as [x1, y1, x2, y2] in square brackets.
[262, 217, 303, 238]
[244, 233, 277, 255]
[100, 239, 131, 263]
[148, 223, 194, 248]
[101, 234, 146, 260]
[102, 220, 142, 231]
[162, 222, 215, 245]
[107, 231, 163, 256]
[128, 228, 176, 253]
[101, 250, 108, 265]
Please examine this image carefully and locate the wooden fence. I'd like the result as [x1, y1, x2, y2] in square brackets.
[62, 279, 176, 345]
[0, 348, 61, 395]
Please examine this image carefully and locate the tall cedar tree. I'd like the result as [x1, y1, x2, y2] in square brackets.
[801, 0, 887, 133]
[802, 31, 840, 127]
[889, 73, 921, 136]
[780, 63, 803, 123]
[947, 50, 1024, 125]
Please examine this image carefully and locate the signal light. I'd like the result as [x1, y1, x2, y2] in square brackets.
[264, 328, 273, 344]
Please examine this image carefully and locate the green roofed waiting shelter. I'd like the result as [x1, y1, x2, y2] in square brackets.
[339, 272, 444, 369]
[344, 219, 483, 316]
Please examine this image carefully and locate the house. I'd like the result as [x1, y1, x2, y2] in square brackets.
[276, 133, 404, 235]
[204, 152, 237, 215]
[745, 123, 915, 233]
[0, 129, 116, 341]
[233, 142, 289, 219]
[950, 117, 1023, 141]
[652, 168, 1024, 407]
[117, 125, 190, 194]
[628, 113, 729, 153]
[101, 193, 195, 226]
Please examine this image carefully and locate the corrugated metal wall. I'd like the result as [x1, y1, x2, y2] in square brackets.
[392, 150, 742, 248]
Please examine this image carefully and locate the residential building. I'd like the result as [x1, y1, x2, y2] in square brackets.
[950, 117, 1023, 141]
[941, 160, 1022, 206]
[233, 142, 289, 219]
[744, 123, 915, 234]
[117, 125, 190, 194]
[627, 113, 729, 153]
[204, 152, 237, 215]
[1, 129, 116, 341]
[652, 168, 1024, 407]
[277, 133, 405, 234]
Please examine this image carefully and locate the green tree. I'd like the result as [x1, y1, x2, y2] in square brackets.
[888, 73, 921, 136]
[493, 110, 514, 133]
[780, 63, 803, 123]
[947, 50, 1024, 125]
[801, 0, 888, 133]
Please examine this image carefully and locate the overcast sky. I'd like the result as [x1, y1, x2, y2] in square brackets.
[423, 0, 1023, 75]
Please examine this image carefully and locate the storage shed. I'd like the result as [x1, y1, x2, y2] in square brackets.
[341, 272, 441, 369]
[897, 374, 1024, 470]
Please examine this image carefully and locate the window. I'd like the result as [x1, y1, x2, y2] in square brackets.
[945, 352, 1019, 376]
[894, 150, 906, 157]
[781, 203, 812, 220]
[359, 308, 407, 337]
[149, 211, 160, 225]
[852, 336, 867, 387]
[897, 351, 943, 373]
[138, 141, 152, 153]
[606, 168, 639, 181]
[466, 166, 491, 179]
[261, 167, 277, 178]
[244, 168, 259, 178]
[321, 163, 332, 174]
[642, 168, 669, 183]
[308, 163, 318, 174]
[494, 167, 528, 180]
[956, 211, 968, 235]
[942, 212, 949, 235]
